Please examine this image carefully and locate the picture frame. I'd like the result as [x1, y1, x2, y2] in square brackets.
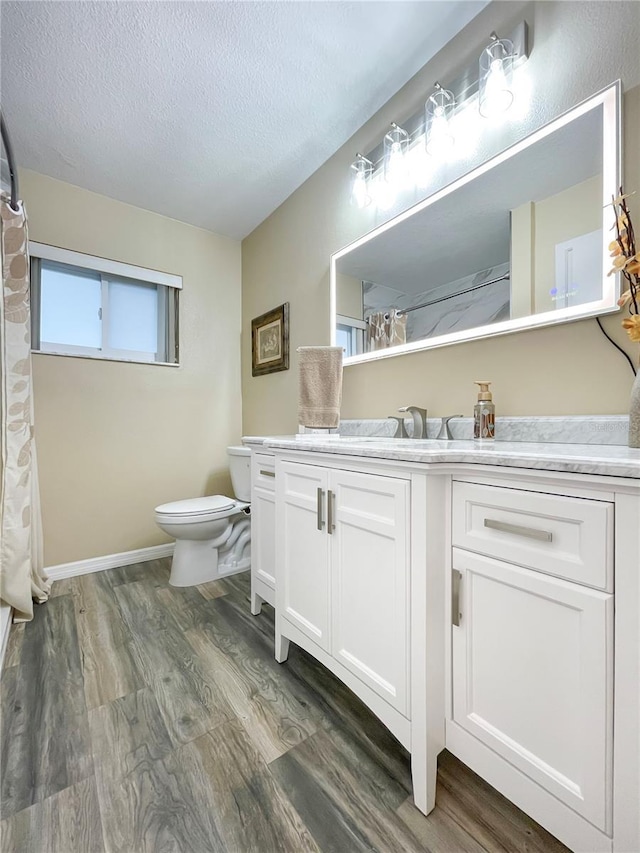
[251, 302, 290, 376]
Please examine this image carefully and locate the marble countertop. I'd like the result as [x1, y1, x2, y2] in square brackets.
[243, 435, 640, 480]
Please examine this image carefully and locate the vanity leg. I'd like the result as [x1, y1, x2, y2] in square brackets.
[411, 749, 438, 816]
[250, 590, 263, 616]
[274, 626, 290, 663]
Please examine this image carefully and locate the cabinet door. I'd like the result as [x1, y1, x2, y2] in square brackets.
[278, 461, 331, 651]
[330, 469, 410, 714]
[452, 548, 613, 831]
[252, 485, 276, 588]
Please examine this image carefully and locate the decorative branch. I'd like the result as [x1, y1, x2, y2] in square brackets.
[609, 186, 640, 341]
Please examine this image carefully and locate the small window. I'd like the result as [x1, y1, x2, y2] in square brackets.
[335, 314, 366, 358]
[30, 246, 179, 365]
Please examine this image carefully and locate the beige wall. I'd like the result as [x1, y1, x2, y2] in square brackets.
[242, 1, 640, 434]
[22, 170, 242, 565]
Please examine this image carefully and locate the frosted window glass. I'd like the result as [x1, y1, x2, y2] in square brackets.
[40, 262, 102, 348]
[107, 280, 158, 354]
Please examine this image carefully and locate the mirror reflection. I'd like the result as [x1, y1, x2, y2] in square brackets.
[333, 89, 619, 361]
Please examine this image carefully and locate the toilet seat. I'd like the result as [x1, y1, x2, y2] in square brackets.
[154, 494, 249, 526]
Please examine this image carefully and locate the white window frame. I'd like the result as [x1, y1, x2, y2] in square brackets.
[336, 313, 366, 357]
[29, 243, 181, 366]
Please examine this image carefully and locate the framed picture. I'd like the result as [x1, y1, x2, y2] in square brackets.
[251, 302, 290, 376]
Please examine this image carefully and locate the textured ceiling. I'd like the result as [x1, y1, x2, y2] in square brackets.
[1, 1, 488, 239]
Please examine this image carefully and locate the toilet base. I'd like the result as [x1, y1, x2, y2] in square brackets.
[169, 538, 251, 587]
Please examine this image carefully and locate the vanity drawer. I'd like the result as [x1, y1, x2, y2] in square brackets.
[452, 482, 613, 591]
[253, 452, 276, 491]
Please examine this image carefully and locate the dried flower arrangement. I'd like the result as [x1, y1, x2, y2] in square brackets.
[609, 188, 640, 342]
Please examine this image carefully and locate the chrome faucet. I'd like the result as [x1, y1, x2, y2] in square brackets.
[398, 406, 427, 439]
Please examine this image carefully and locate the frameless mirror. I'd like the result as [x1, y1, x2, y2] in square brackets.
[331, 83, 621, 363]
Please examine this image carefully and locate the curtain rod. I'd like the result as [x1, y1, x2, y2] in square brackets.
[0, 113, 20, 212]
[396, 272, 510, 316]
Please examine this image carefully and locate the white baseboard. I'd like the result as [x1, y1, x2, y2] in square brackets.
[46, 543, 175, 581]
[0, 602, 13, 674]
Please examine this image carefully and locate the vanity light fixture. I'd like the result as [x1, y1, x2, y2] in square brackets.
[425, 82, 455, 156]
[383, 122, 409, 184]
[479, 32, 515, 118]
[349, 154, 374, 208]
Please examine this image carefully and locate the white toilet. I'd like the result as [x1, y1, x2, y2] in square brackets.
[154, 445, 252, 587]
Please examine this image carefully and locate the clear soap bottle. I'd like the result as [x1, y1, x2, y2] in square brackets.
[473, 381, 495, 441]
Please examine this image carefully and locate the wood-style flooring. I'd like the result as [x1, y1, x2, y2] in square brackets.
[0, 561, 569, 852]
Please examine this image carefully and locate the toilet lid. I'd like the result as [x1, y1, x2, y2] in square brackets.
[155, 495, 235, 517]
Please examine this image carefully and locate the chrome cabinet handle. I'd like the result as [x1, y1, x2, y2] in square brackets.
[484, 518, 553, 542]
[452, 569, 462, 627]
[317, 488, 325, 531]
[260, 469, 275, 478]
[327, 489, 335, 534]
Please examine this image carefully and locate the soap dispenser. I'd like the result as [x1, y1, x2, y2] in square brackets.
[474, 381, 495, 441]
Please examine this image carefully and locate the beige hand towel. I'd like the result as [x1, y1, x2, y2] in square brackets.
[298, 346, 343, 428]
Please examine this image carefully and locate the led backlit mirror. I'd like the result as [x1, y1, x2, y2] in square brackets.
[331, 83, 621, 363]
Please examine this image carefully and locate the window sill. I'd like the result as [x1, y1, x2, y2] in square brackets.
[31, 350, 180, 368]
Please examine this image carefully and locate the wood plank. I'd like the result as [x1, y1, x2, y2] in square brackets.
[436, 750, 570, 853]
[0, 596, 93, 818]
[0, 776, 104, 853]
[196, 580, 228, 601]
[396, 795, 488, 853]
[49, 577, 79, 598]
[148, 663, 231, 747]
[185, 605, 316, 763]
[88, 687, 175, 777]
[74, 572, 143, 710]
[105, 558, 170, 588]
[284, 640, 415, 795]
[270, 727, 422, 853]
[112, 580, 202, 683]
[269, 732, 424, 853]
[2, 622, 24, 669]
[94, 742, 224, 853]
[155, 584, 218, 631]
[177, 721, 320, 853]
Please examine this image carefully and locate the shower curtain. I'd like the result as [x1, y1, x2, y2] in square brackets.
[366, 310, 407, 351]
[1, 194, 49, 621]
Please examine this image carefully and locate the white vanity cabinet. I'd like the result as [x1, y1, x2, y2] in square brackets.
[250, 451, 276, 613]
[259, 437, 640, 853]
[276, 458, 410, 716]
[448, 478, 617, 852]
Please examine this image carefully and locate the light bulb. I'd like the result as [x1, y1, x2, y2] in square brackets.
[383, 123, 409, 185]
[425, 85, 455, 157]
[483, 58, 514, 116]
[479, 35, 515, 118]
[349, 154, 373, 208]
[351, 171, 370, 209]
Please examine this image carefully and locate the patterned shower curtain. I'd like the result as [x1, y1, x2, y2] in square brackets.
[366, 310, 407, 351]
[1, 195, 49, 621]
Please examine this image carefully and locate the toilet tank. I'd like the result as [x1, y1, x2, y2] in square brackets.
[227, 445, 251, 501]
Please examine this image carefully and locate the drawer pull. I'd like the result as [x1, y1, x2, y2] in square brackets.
[452, 569, 462, 627]
[317, 488, 325, 531]
[260, 469, 275, 478]
[327, 489, 335, 534]
[484, 518, 553, 542]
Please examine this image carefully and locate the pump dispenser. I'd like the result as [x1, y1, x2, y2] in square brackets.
[474, 381, 495, 441]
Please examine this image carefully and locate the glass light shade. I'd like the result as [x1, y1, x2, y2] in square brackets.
[479, 36, 515, 118]
[383, 123, 409, 184]
[425, 86, 455, 156]
[350, 155, 373, 208]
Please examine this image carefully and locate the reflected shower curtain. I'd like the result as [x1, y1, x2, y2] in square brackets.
[0, 195, 49, 621]
[366, 310, 407, 351]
